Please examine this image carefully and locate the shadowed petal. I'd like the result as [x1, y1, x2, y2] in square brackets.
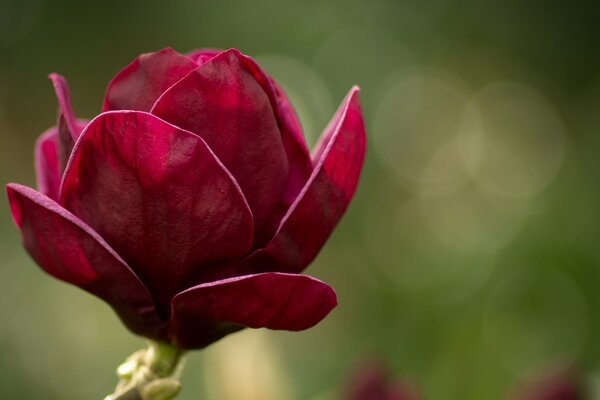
[60, 111, 254, 317]
[185, 47, 313, 202]
[151, 49, 289, 246]
[6, 183, 161, 337]
[169, 272, 337, 349]
[185, 48, 312, 201]
[243, 87, 366, 273]
[34, 127, 60, 200]
[48, 74, 86, 170]
[34, 120, 89, 201]
[103, 48, 198, 112]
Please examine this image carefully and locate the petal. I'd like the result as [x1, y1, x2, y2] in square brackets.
[186, 48, 313, 199]
[6, 183, 161, 337]
[151, 49, 289, 246]
[48, 73, 85, 170]
[243, 87, 366, 273]
[60, 111, 254, 317]
[34, 127, 60, 200]
[102, 48, 198, 112]
[169, 272, 337, 349]
[34, 120, 89, 201]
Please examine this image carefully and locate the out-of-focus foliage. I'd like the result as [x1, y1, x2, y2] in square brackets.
[2, 0, 600, 398]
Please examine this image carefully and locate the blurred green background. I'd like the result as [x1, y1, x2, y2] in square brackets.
[2, 0, 600, 398]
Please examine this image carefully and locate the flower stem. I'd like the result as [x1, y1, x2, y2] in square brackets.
[103, 341, 185, 400]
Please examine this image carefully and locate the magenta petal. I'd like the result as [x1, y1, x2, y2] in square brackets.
[151, 49, 289, 246]
[60, 111, 254, 316]
[102, 48, 198, 112]
[6, 183, 161, 337]
[244, 87, 366, 273]
[169, 272, 337, 349]
[48, 74, 85, 170]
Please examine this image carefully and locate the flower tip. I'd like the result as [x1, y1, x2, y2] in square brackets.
[5, 183, 25, 227]
[5, 182, 27, 197]
[47, 72, 65, 84]
[222, 48, 244, 58]
[157, 47, 177, 55]
[312, 281, 339, 325]
[343, 85, 362, 105]
[328, 286, 339, 308]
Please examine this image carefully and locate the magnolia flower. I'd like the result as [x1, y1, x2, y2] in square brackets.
[6, 48, 366, 349]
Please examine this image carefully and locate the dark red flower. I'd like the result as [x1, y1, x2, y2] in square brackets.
[343, 359, 419, 400]
[509, 370, 584, 400]
[6, 48, 366, 349]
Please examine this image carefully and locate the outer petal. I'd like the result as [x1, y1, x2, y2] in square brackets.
[102, 48, 198, 112]
[6, 183, 161, 337]
[60, 111, 254, 317]
[169, 272, 337, 349]
[48, 73, 85, 170]
[151, 49, 289, 246]
[243, 87, 366, 273]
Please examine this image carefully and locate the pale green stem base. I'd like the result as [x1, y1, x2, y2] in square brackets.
[103, 341, 186, 400]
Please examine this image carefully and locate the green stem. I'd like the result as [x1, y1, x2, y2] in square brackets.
[103, 341, 186, 400]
